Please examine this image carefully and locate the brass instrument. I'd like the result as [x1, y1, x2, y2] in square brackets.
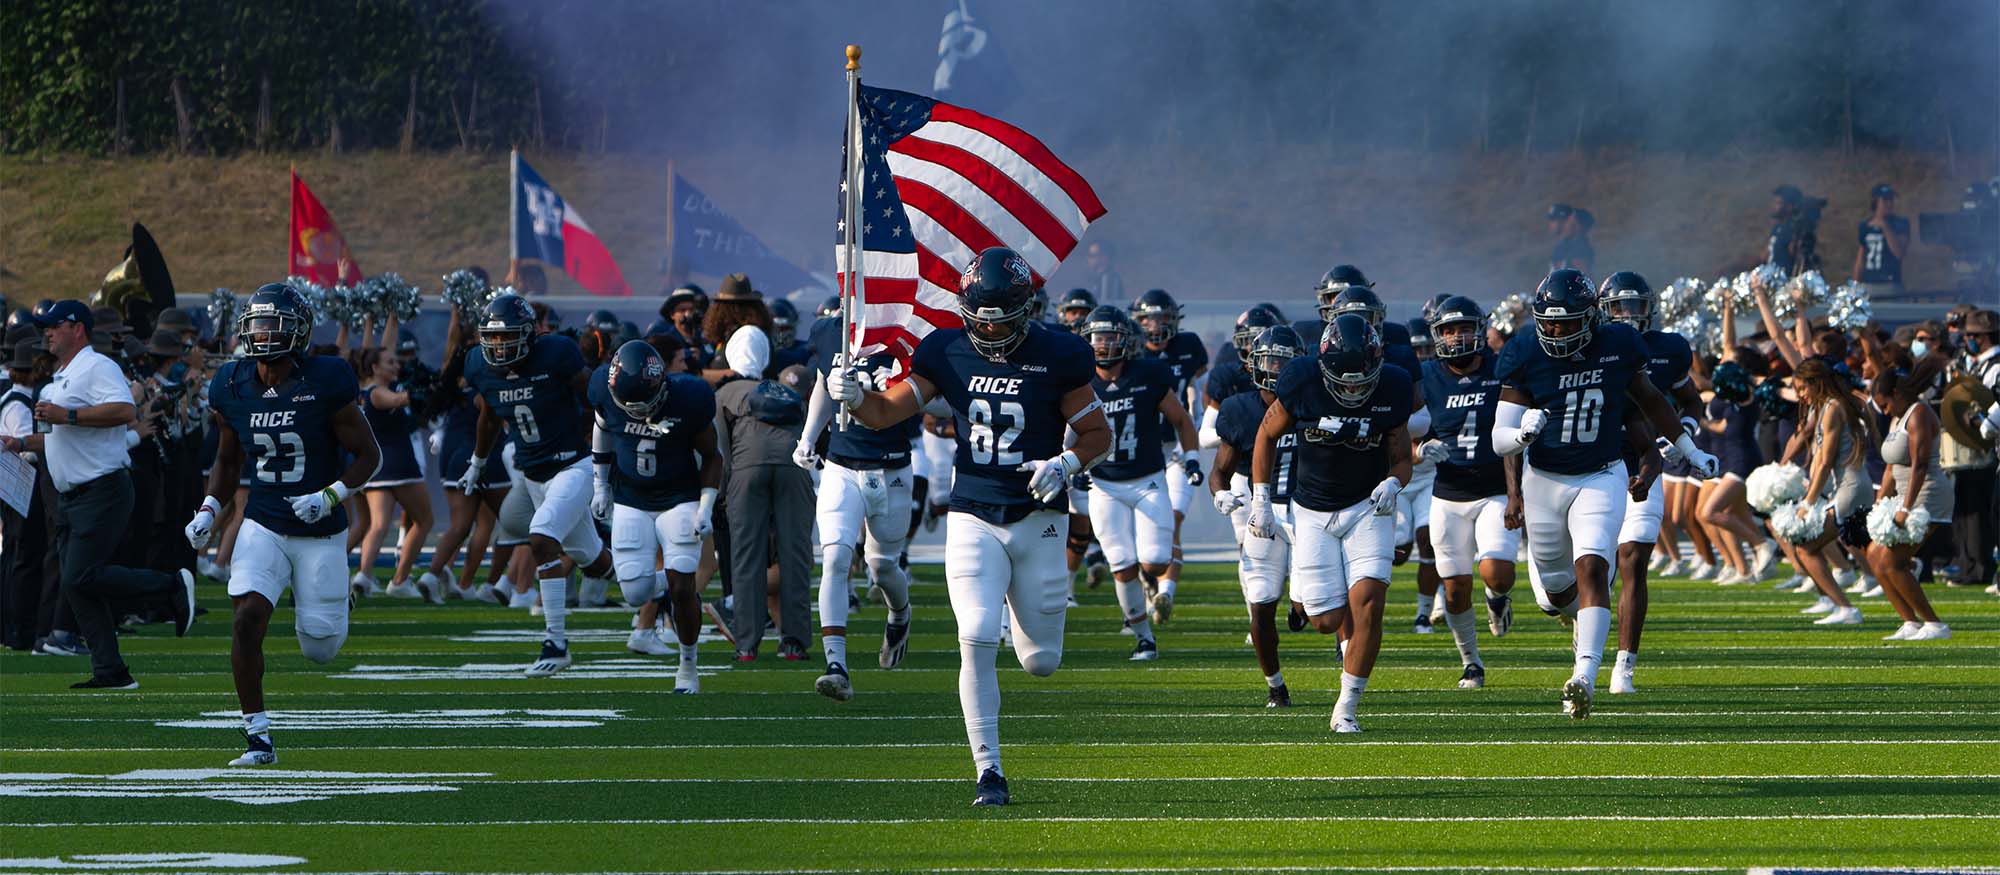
[89, 223, 177, 338]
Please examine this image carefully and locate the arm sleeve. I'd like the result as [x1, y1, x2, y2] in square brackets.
[799, 367, 835, 446]
[1198, 405, 1222, 449]
[1489, 400, 1532, 456]
[1407, 406, 1432, 440]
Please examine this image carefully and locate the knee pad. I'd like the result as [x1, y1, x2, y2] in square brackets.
[298, 632, 346, 664]
[536, 558, 566, 578]
[1018, 648, 1062, 677]
[618, 575, 659, 606]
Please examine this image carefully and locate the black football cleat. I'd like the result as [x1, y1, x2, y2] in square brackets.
[1265, 683, 1292, 709]
[971, 769, 1010, 807]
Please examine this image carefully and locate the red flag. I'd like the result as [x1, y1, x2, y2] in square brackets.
[290, 169, 363, 286]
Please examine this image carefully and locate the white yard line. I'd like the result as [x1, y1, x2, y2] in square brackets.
[8, 814, 1999, 828]
[12, 739, 2000, 753]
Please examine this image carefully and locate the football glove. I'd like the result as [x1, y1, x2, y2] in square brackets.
[184, 496, 223, 549]
[456, 455, 487, 494]
[288, 481, 349, 524]
[1247, 485, 1277, 539]
[1182, 457, 1204, 487]
[1517, 408, 1549, 445]
[1418, 439, 1449, 464]
[1018, 450, 1083, 505]
[1213, 489, 1244, 515]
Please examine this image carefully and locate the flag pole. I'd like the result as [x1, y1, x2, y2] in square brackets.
[664, 158, 678, 287]
[840, 44, 865, 428]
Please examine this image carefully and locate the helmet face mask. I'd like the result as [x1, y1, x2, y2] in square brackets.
[1313, 265, 1375, 322]
[1532, 269, 1600, 359]
[1129, 289, 1181, 346]
[1601, 294, 1652, 330]
[1318, 314, 1384, 406]
[1058, 288, 1097, 333]
[1427, 295, 1489, 362]
[958, 247, 1037, 362]
[1233, 306, 1280, 356]
[769, 300, 799, 348]
[1249, 326, 1304, 392]
[1082, 306, 1136, 367]
[237, 283, 312, 361]
[478, 294, 537, 367]
[1323, 287, 1386, 327]
[607, 340, 671, 422]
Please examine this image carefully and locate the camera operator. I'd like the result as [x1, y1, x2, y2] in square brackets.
[1852, 183, 1910, 295]
[1767, 185, 1825, 275]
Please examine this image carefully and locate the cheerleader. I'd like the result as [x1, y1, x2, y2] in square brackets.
[1698, 353, 1773, 584]
[1785, 358, 1869, 625]
[355, 346, 437, 602]
[416, 313, 514, 602]
[1867, 370, 1952, 639]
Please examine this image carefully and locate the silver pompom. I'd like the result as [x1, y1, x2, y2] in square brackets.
[441, 270, 491, 322]
[1827, 280, 1872, 332]
[207, 288, 239, 336]
[1672, 309, 1723, 359]
[1490, 293, 1527, 336]
[366, 273, 422, 322]
[1657, 277, 1702, 325]
[285, 276, 327, 324]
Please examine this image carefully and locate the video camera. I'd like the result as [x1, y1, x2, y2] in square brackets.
[1919, 178, 2000, 296]
[1783, 196, 1828, 274]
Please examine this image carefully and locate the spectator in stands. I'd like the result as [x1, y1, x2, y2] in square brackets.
[1547, 204, 1596, 274]
[1083, 240, 1126, 307]
[1852, 183, 1909, 295]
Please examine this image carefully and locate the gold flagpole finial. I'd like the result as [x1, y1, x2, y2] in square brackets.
[845, 45, 862, 72]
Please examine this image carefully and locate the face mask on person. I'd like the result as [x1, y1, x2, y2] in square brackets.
[1910, 340, 1929, 360]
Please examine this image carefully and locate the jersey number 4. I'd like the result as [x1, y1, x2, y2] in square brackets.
[253, 431, 305, 483]
[967, 398, 1025, 466]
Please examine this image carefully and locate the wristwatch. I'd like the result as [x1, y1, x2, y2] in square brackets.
[66, 408, 77, 425]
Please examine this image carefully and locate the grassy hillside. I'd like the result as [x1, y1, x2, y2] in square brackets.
[0, 146, 1984, 310]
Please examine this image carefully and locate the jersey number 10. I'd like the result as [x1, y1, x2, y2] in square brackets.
[1557, 388, 1604, 445]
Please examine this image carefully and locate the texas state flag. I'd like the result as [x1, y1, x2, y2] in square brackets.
[511, 152, 632, 297]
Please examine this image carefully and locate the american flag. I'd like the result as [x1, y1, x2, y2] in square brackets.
[836, 84, 1106, 363]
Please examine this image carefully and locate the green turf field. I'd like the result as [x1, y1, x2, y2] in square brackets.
[3, 564, 1997, 874]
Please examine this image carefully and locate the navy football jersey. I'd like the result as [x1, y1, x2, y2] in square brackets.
[208, 355, 360, 537]
[1421, 356, 1508, 501]
[1641, 329, 1693, 397]
[912, 323, 1095, 523]
[1092, 357, 1174, 481]
[1205, 351, 1258, 408]
[588, 365, 714, 511]
[1274, 356, 1414, 512]
[1217, 390, 1295, 504]
[1140, 331, 1209, 396]
[1496, 321, 1650, 475]
[464, 334, 590, 479]
[809, 317, 919, 468]
[1294, 319, 1423, 381]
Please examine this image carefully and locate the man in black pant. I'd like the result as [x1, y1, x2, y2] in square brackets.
[2, 301, 194, 689]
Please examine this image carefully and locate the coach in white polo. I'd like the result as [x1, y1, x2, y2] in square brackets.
[7, 301, 194, 689]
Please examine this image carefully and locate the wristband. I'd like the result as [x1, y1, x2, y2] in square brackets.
[1679, 416, 1700, 438]
[199, 495, 224, 516]
[323, 481, 351, 504]
[67, 408, 77, 425]
[1058, 449, 1082, 475]
[466, 454, 487, 472]
[1671, 432, 1702, 460]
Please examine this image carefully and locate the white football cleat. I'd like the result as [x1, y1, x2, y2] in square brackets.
[1908, 622, 1952, 641]
[525, 640, 571, 677]
[1884, 621, 1922, 641]
[627, 628, 673, 656]
[815, 664, 854, 702]
[1330, 712, 1363, 733]
[1800, 596, 1836, 615]
[1562, 677, 1594, 719]
[674, 661, 700, 694]
[228, 733, 276, 767]
[1149, 591, 1174, 624]
[1609, 668, 1635, 695]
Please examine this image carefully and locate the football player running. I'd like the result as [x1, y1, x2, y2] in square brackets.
[1080, 306, 1200, 660]
[794, 311, 924, 702]
[1418, 296, 1521, 690]
[1210, 325, 1307, 707]
[462, 293, 619, 678]
[1252, 314, 1415, 732]
[1131, 288, 1207, 619]
[1596, 271, 1703, 694]
[186, 283, 383, 766]
[589, 341, 721, 694]
[1490, 269, 1717, 719]
[831, 247, 1111, 807]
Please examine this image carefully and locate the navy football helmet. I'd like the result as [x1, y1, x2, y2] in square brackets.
[1249, 325, 1305, 392]
[1256, 301, 1287, 323]
[238, 282, 314, 360]
[1407, 316, 1434, 357]
[1082, 305, 1138, 367]
[1027, 284, 1050, 323]
[1427, 295, 1489, 362]
[1233, 306, 1282, 356]
[1421, 292, 1454, 323]
[587, 309, 621, 333]
[1532, 268, 1600, 358]
[1058, 288, 1097, 333]
[816, 295, 842, 319]
[1129, 288, 1182, 346]
[1324, 286, 1387, 328]
[769, 299, 800, 347]
[958, 246, 1037, 361]
[1598, 271, 1655, 331]
[1313, 265, 1374, 321]
[606, 340, 672, 422]
[1318, 313, 1384, 406]
[478, 293, 537, 367]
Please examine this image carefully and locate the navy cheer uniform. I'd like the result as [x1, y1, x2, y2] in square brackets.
[362, 380, 423, 487]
